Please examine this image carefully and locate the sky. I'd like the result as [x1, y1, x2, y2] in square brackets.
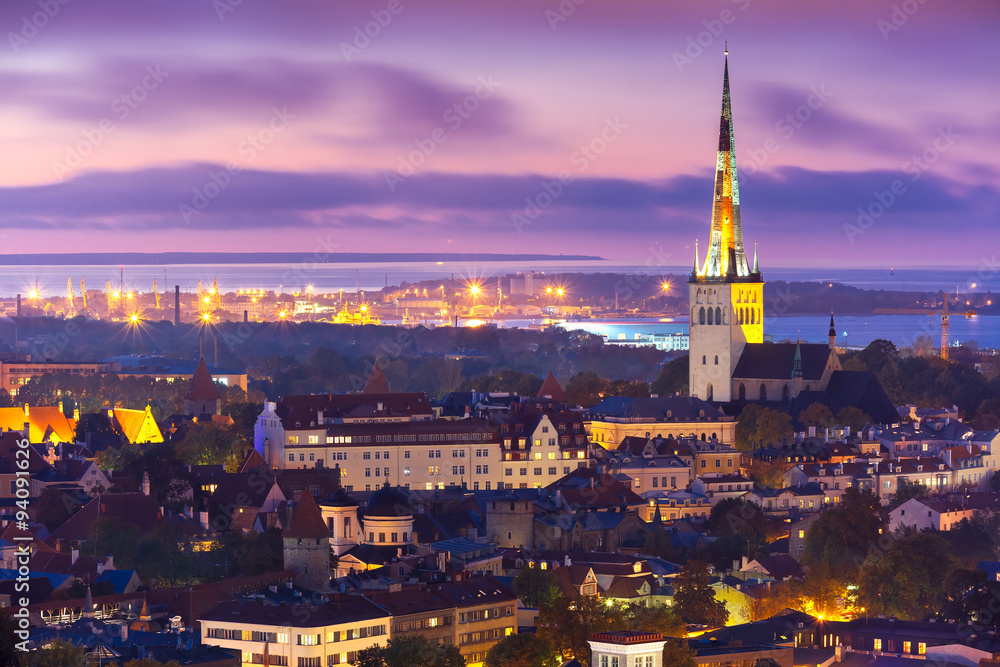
[0, 0, 997, 269]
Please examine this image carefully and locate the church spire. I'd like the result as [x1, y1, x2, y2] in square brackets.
[696, 49, 751, 281]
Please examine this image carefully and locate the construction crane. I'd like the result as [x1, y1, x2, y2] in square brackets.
[66, 278, 74, 311]
[80, 277, 87, 310]
[153, 277, 160, 309]
[873, 293, 975, 360]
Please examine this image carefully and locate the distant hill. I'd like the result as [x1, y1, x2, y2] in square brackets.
[0, 252, 603, 266]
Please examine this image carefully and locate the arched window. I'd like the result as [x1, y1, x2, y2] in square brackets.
[701, 432, 707, 441]
[738, 309, 743, 324]
[714, 355, 719, 365]
[782, 384, 790, 402]
[707, 308, 714, 325]
[738, 383, 746, 400]
[715, 306, 722, 325]
[699, 307, 706, 325]
[759, 384, 767, 400]
[702, 355, 707, 365]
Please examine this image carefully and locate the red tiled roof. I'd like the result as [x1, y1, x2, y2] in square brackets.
[282, 491, 328, 539]
[362, 365, 389, 394]
[536, 372, 567, 402]
[185, 358, 220, 401]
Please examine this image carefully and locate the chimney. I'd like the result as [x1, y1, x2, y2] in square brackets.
[564, 555, 571, 567]
[835, 645, 844, 662]
[74, 407, 80, 420]
[174, 285, 180, 326]
[141, 471, 150, 497]
[16, 294, 21, 317]
[71, 548, 79, 564]
[58, 400, 63, 413]
[199, 511, 209, 529]
[808, 426, 816, 438]
[741, 555, 749, 570]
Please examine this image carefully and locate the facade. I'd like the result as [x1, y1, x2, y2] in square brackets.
[282, 491, 331, 592]
[587, 396, 736, 448]
[588, 631, 667, 667]
[200, 598, 390, 667]
[496, 405, 590, 490]
[0, 360, 109, 396]
[255, 394, 503, 491]
[364, 575, 518, 667]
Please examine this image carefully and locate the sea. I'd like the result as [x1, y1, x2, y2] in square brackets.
[2, 260, 996, 349]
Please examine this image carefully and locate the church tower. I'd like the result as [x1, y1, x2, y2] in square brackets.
[688, 48, 764, 403]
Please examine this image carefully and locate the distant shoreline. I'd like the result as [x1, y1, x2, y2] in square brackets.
[0, 252, 604, 266]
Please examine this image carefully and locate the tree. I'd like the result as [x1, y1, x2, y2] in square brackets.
[356, 636, 464, 667]
[565, 371, 605, 406]
[673, 560, 728, 626]
[651, 356, 689, 396]
[511, 567, 561, 610]
[236, 529, 283, 575]
[756, 409, 793, 447]
[537, 596, 615, 664]
[745, 580, 799, 623]
[735, 404, 765, 450]
[19, 639, 86, 667]
[736, 405, 793, 450]
[744, 458, 785, 489]
[32, 487, 81, 531]
[857, 529, 957, 620]
[937, 568, 1000, 628]
[799, 402, 833, 428]
[661, 639, 697, 667]
[174, 421, 250, 471]
[802, 487, 886, 582]
[885, 479, 928, 510]
[0, 612, 19, 667]
[835, 406, 871, 434]
[485, 633, 559, 667]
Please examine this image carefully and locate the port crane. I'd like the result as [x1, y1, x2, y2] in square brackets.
[873, 293, 975, 360]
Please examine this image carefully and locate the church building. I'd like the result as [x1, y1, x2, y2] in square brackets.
[687, 51, 896, 425]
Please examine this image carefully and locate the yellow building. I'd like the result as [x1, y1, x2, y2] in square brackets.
[103, 406, 164, 444]
[0, 404, 77, 444]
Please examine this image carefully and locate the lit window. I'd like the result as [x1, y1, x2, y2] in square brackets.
[918, 643, 926, 655]
[874, 639, 882, 651]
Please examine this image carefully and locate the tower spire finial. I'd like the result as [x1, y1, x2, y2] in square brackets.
[725, 40, 728, 55]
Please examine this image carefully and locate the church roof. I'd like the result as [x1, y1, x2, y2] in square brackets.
[185, 358, 220, 401]
[536, 372, 567, 402]
[282, 490, 328, 539]
[825, 370, 899, 425]
[733, 343, 831, 381]
[362, 365, 389, 394]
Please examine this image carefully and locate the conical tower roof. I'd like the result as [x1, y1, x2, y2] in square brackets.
[283, 490, 329, 539]
[536, 372, 567, 402]
[185, 358, 220, 401]
[362, 364, 389, 394]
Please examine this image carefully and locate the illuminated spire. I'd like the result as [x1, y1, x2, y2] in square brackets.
[693, 240, 700, 273]
[698, 49, 751, 280]
[753, 241, 759, 274]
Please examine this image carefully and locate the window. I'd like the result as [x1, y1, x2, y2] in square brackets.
[403, 467, 411, 476]
[873, 639, 882, 651]
[363, 452, 371, 460]
[534, 467, 542, 475]
[309, 452, 315, 461]
[299, 454, 305, 461]
[289, 453, 295, 462]
[298, 633, 320, 645]
[288, 436, 299, 444]
[375, 451, 380, 460]
[520, 468, 527, 476]
[379, 532, 385, 542]
[365, 468, 371, 477]
[903, 641, 911, 653]
[384, 451, 389, 459]
[548, 467, 556, 475]
[308, 435, 319, 444]
[918, 643, 926, 655]
[505, 468, 513, 476]
[715, 459, 721, 468]
[404, 451, 410, 459]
